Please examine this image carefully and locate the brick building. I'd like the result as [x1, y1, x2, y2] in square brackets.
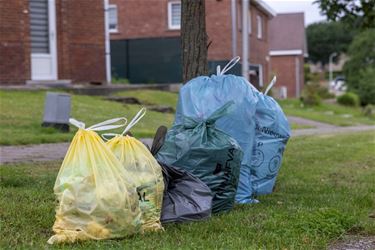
[269, 13, 307, 98]
[0, 0, 109, 85]
[109, 0, 276, 87]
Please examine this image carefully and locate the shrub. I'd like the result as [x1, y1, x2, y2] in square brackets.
[337, 92, 360, 106]
[302, 82, 321, 106]
[317, 85, 335, 99]
[304, 64, 312, 82]
[344, 29, 375, 105]
[354, 67, 375, 105]
[363, 104, 375, 118]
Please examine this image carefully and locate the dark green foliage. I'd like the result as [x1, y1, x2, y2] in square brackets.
[314, 0, 375, 29]
[356, 67, 375, 105]
[304, 64, 312, 82]
[317, 86, 335, 99]
[344, 29, 375, 105]
[302, 82, 334, 106]
[337, 92, 360, 106]
[306, 21, 355, 65]
[363, 104, 375, 118]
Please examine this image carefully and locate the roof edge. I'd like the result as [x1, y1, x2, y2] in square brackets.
[252, 0, 277, 17]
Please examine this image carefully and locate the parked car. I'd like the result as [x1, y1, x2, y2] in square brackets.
[329, 76, 347, 96]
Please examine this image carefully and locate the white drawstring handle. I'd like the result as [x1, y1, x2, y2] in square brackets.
[217, 56, 241, 76]
[264, 76, 277, 96]
[69, 117, 127, 131]
[122, 107, 146, 135]
[69, 118, 86, 129]
[101, 107, 147, 141]
[101, 133, 119, 141]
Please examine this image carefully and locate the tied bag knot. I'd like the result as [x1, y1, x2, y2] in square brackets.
[182, 101, 235, 130]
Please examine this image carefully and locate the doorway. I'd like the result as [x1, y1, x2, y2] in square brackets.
[30, 0, 57, 80]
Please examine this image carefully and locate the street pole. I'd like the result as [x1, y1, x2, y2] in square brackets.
[329, 52, 337, 85]
[104, 0, 112, 84]
[231, 0, 237, 58]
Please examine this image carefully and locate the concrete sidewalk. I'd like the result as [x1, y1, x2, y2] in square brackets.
[0, 138, 153, 165]
[0, 123, 374, 165]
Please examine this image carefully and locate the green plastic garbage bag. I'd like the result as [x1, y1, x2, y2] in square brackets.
[157, 102, 243, 213]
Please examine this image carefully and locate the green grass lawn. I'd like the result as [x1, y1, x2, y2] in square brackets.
[0, 90, 175, 145]
[1, 132, 374, 249]
[290, 123, 314, 130]
[115, 90, 178, 108]
[0, 90, 373, 145]
[279, 99, 375, 126]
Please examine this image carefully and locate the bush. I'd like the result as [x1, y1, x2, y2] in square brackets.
[363, 104, 375, 118]
[337, 92, 360, 106]
[354, 67, 375, 105]
[344, 29, 375, 105]
[304, 64, 312, 82]
[302, 82, 321, 106]
[317, 85, 335, 99]
[301, 81, 335, 106]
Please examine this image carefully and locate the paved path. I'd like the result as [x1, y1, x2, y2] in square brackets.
[0, 119, 374, 165]
[287, 115, 336, 128]
[291, 124, 375, 137]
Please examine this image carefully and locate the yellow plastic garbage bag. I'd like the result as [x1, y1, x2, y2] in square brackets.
[48, 118, 142, 244]
[105, 108, 165, 232]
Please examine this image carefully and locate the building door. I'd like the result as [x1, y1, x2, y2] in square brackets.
[30, 0, 57, 80]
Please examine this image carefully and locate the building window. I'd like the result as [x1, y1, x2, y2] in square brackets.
[108, 4, 118, 33]
[168, 1, 181, 30]
[257, 15, 262, 39]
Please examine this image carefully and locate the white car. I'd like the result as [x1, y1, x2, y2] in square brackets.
[329, 76, 347, 96]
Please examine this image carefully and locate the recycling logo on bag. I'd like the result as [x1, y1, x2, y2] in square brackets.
[268, 155, 281, 175]
[251, 149, 264, 168]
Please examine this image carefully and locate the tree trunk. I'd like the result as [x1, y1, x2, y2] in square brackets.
[181, 0, 208, 83]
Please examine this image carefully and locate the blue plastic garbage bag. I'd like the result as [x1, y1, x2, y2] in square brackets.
[174, 57, 259, 204]
[157, 101, 243, 213]
[250, 77, 291, 197]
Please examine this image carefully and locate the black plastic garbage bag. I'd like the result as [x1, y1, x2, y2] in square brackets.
[150, 126, 213, 223]
[159, 163, 212, 223]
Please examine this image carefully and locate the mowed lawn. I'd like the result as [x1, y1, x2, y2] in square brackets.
[0, 89, 374, 145]
[278, 99, 375, 126]
[0, 90, 176, 145]
[1, 132, 374, 249]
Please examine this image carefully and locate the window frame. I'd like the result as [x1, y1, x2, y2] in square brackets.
[108, 4, 118, 33]
[168, 1, 181, 30]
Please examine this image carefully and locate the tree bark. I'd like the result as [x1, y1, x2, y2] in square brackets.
[181, 0, 208, 83]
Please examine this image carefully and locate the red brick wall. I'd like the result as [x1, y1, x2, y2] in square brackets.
[110, 0, 179, 40]
[56, 0, 106, 83]
[0, 0, 31, 85]
[207, 1, 271, 84]
[206, 0, 232, 60]
[0, 0, 106, 85]
[270, 55, 304, 98]
[249, 6, 270, 85]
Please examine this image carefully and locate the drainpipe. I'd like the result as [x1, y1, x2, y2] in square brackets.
[104, 0, 112, 84]
[295, 56, 300, 97]
[231, 0, 237, 58]
[242, 0, 249, 80]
